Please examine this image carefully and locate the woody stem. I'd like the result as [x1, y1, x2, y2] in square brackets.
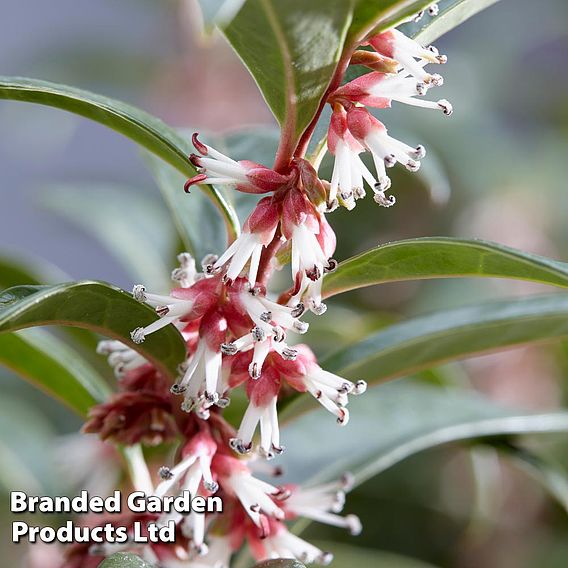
[293, 47, 354, 160]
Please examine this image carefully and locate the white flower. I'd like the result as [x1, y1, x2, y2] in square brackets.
[186, 134, 289, 195]
[217, 455, 285, 526]
[261, 526, 333, 565]
[285, 345, 367, 426]
[230, 365, 283, 459]
[289, 273, 327, 316]
[208, 196, 280, 286]
[155, 435, 218, 499]
[285, 475, 362, 536]
[221, 287, 307, 379]
[344, 106, 428, 203]
[368, 28, 447, 88]
[96, 339, 146, 377]
[336, 70, 453, 112]
[170, 310, 228, 415]
[130, 276, 218, 345]
[171, 252, 200, 288]
[281, 189, 336, 310]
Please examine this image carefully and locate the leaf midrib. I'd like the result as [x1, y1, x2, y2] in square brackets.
[333, 306, 568, 376]
[323, 237, 568, 298]
[353, 413, 568, 485]
[259, 0, 296, 137]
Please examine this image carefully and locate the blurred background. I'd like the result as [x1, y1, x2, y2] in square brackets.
[2, 0, 568, 566]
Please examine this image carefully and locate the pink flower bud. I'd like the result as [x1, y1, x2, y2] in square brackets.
[240, 160, 291, 193]
[187, 134, 289, 194]
[243, 197, 280, 245]
[181, 430, 217, 460]
[367, 29, 447, 85]
[345, 105, 383, 140]
[367, 29, 397, 59]
[295, 158, 327, 208]
[246, 364, 281, 408]
[327, 104, 364, 154]
[281, 189, 319, 240]
[334, 72, 392, 108]
[317, 214, 337, 259]
[199, 309, 228, 352]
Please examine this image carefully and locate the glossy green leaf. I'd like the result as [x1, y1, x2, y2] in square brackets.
[222, 0, 353, 151]
[0, 76, 239, 241]
[399, 0, 503, 44]
[205, 0, 498, 162]
[280, 379, 568, 486]
[98, 553, 153, 568]
[349, 0, 434, 41]
[40, 184, 177, 291]
[350, 0, 502, 45]
[0, 255, 102, 353]
[0, 282, 186, 381]
[322, 294, 568, 385]
[323, 238, 568, 299]
[0, 329, 109, 416]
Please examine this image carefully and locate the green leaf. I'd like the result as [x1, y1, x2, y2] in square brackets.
[323, 238, 568, 299]
[221, 0, 466, 155]
[349, 0, 435, 41]
[350, 0, 502, 44]
[222, 0, 353, 149]
[39, 183, 177, 291]
[97, 553, 153, 568]
[0, 329, 109, 416]
[0, 76, 239, 241]
[0, 255, 103, 357]
[322, 294, 568, 385]
[280, 379, 568, 486]
[399, 0, 503, 44]
[0, 282, 186, 381]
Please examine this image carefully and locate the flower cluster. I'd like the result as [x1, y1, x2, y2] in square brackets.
[77, 402, 361, 567]
[74, 7, 452, 567]
[147, 431, 361, 566]
[85, 343, 177, 446]
[127, 252, 366, 456]
[327, 19, 451, 210]
[79, 243, 364, 565]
